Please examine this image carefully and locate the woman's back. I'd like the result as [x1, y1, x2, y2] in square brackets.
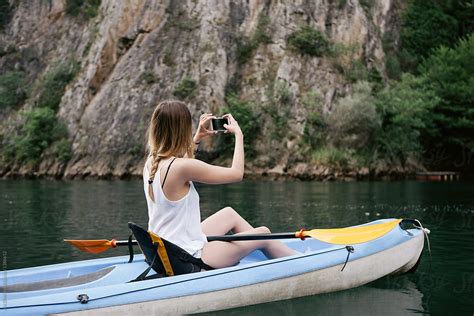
[143, 157, 207, 258]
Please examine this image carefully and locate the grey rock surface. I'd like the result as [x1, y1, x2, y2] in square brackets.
[0, 0, 403, 178]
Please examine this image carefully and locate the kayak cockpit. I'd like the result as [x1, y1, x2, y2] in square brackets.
[0, 266, 115, 293]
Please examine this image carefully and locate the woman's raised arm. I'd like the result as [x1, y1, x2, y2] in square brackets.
[181, 114, 244, 184]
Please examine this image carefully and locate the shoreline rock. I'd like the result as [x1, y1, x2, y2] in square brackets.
[0, 161, 419, 181]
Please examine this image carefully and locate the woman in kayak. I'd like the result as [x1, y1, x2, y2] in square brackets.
[144, 100, 297, 269]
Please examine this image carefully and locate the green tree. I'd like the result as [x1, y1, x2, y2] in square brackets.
[374, 74, 438, 163]
[14, 108, 60, 164]
[327, 81, 380, 150]
[2, 61, 78, 166]
[385, 52, 402, 80]
[236, 13, 272, 65]
[400, 0, 458, 71]
[439, 0, 474, 38]
[419, 34, 474, 153]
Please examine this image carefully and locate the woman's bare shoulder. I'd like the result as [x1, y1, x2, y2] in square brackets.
[174, 157, 207, 168]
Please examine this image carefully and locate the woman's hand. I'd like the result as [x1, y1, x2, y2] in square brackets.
[194, 113, 217, 143]
[183, 113, 245, 185]
[223, 114, 243, 137]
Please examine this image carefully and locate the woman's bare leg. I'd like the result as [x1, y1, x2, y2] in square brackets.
[202, 206, 253, 236]
[201, 226, 298, 269]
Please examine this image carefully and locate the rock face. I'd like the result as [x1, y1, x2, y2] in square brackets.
[0, 0, 402, 179]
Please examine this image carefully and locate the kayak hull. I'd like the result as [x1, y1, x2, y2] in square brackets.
[0, 219, 425, 315]
[61, 234, 424, 315]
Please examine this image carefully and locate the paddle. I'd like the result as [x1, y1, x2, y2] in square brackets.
[65, 219, 402, 254]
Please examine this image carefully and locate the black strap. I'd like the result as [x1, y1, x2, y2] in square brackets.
[130, 252, 160, 282]
[161, 157, 177, 189]
[130, 256, 212, 283]
[127, 234, 134, 263]
[138, 272, 164, 281]
[340, 246, 354, 271]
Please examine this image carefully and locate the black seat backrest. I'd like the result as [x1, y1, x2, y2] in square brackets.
[128, 222, 203, 276]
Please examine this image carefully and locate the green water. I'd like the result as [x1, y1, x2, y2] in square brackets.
[1, 180, 473, 315]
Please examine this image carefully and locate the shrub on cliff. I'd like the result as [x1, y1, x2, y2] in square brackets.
[359, 0, 375, 12]
[66, 0, 101, 19]
[12, 108, 60, 164]
[222, 95, 259, 157]
[173, 77, 197, 99]
[288, 27, 330, 57]
[3, 61, 78, 166]
[327, 81, 380, 151]
[302, 91, 326, 151]
[52, 138, 72, 163]
[0, 71, 27, 108]
[344, 60, 368, 83]
[263, 81, 294, 139]
[311, 147, 353, 171]
[36, 60, 79, 111]
[253, 14, 272, 45]
[141, 70, 159, 85]
[0, 0, 12, 31]
[236, 14, 272, 65]
[5, 108, 71, 165]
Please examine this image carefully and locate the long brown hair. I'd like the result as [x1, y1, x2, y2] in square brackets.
[147, 100, 194, 202]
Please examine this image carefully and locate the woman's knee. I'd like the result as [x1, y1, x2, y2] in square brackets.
[220, 206, 240, 220]
[256, 226, 271, 234]
[221, 206, 236, 215]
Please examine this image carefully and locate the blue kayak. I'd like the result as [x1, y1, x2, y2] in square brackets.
[0, 219, 427, 315]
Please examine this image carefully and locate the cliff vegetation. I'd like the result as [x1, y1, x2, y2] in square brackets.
[0, 0, 472, 179]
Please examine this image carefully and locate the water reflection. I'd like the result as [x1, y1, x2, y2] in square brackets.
[202, 279, 424, 316]
[1, 179, 473, 314]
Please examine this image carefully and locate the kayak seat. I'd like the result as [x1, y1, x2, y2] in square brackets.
[128, 222, 214, 281]
[0, 266, 114, 293]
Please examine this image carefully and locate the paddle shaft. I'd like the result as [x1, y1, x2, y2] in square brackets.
[112, 232, 297, 247]
[207, 233, 296, 241]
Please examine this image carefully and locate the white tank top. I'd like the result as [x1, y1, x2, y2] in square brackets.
[143, 158, 207, 258]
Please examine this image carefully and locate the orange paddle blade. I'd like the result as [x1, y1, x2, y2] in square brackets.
[64, 239, 116, 254]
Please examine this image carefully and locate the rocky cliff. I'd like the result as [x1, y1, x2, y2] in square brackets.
[0, 0, 404, 179]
